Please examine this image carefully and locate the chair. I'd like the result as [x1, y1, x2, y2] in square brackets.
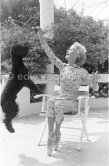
[34, 85, 90, 151]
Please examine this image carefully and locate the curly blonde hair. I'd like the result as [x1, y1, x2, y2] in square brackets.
[70, 42, 87, 66]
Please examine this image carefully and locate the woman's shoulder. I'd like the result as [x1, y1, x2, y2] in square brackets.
[79, 67, 89, 75]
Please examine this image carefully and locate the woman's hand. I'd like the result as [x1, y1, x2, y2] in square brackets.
[92, 71, 99, 91]
[32, 26, 39, 33]
[93, 83, 99, 91]
[32, 26, 43, 41]
[37, 27, 43, 42]
[92, 71, 98, 84]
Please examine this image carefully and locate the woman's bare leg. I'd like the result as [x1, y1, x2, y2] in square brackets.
[54, 119, 62, 136]
[47, 117, 55, 156]
[54, 119, 63, 151]
[48, 117, 55, 136]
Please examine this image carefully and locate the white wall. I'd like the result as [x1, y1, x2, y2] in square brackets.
[89, 98, 108, 109]
[16, 88, 42, 118]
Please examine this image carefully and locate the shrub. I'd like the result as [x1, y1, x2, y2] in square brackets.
[1, 18, 50, 75]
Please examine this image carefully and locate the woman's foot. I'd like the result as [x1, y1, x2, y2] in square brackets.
[47, 133, 55, 156]
[54, 132, 61, 151]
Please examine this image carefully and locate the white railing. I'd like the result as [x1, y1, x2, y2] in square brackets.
[30, 74, 109, 84]
[1, 74, 109, 85]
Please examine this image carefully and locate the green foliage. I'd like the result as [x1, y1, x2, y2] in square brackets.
[0, 1, 108, 75]
[0, 0, 40, 24]
[53, 8, 108, 72]
[89, 83, 108, 98]
[0, 0, 50, 75]
[1, 18, 50, 75]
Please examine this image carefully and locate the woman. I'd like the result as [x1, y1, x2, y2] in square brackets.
[37, 27, 98, 156]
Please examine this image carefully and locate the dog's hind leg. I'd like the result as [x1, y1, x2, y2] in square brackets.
[1, 100, 19, 133]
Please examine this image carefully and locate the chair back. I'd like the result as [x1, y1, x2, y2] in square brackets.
[78, 85, 89, 97]
[78, 85, 90, 116]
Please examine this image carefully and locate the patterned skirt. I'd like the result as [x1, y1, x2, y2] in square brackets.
[46, 97, 78, 124]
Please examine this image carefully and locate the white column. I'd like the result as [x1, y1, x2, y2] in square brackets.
[39, 0, 54, 29]
[39, 0, 54, 95]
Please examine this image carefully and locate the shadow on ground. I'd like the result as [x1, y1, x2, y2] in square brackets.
[89, 108, 108, 119]
[18, 132, 108, 166]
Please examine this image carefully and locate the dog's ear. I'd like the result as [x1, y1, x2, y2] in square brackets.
[11, 44, 18, 52]
[11, 45, 17, 55]
[11, 45, 22, 56]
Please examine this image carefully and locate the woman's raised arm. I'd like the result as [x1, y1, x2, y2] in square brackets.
[36, 27, 65, 71]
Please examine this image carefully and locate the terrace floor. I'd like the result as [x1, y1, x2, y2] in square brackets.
[0, 108, 109, 166]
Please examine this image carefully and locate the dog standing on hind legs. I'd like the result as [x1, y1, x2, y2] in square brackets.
[1, 44, 41, 133]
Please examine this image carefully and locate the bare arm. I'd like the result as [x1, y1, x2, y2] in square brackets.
[36, 27, 65, 71]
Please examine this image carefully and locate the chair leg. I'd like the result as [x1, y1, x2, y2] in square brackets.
[78, 112, 90, 150]
[78, 123, 84, 151]
[80, 112, 90, 141]
[38, 118, 47, 146]
[84, 107, 90, 141]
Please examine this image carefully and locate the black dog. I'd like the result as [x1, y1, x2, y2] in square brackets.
[1, 44, 41, 133]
